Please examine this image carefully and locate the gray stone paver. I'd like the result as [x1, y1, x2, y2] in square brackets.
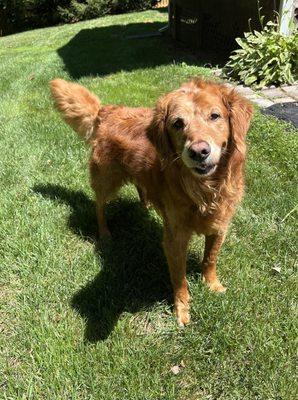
[236, 85, 298, 108]
[260, 87, 285, 98]
[235, 85, 255, 96]
[246, 95, 274, 107]
[272, 97, 295, 104]
[281, 85, 298, 100]
[216, 66, 297, 125]
[234, 82, 298, 127]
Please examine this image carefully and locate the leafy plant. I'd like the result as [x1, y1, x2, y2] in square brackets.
[58, 0, 155, 23]
[57, 0, 111, 23]
[224, 19, 298, 88]
[110, 0, 158, 14]
[0, 0, 155, 34]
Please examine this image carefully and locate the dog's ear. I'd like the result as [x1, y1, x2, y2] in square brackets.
[223, 87, 253, 154]
[148, 93, 174, 159]
[222, 87, 254, 173]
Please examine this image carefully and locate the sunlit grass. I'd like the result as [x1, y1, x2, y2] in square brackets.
[0, 9, 297, 400]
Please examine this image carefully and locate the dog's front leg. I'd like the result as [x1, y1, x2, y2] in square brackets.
[202, 234, 226, 293]
[163, 226, 192, 326]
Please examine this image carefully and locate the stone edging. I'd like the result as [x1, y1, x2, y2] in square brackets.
[233, 84, 298, 127]
[235, 84, 298, 108]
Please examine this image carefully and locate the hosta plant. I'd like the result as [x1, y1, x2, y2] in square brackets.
[224, 19, 298, 88]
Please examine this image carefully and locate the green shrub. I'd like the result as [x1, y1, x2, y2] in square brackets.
[1, 1, 70, 32]
[110, 0, 158, 14]
[224, 20, 298, 88]
[0, 0, 156, 35]
[57, 0, 155, 23]
[57, 0, 111, 23]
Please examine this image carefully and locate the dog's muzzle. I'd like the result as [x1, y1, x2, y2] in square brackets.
[183, 141, 218, 177]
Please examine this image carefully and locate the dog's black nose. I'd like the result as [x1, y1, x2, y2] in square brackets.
[188, 141, 211, 161]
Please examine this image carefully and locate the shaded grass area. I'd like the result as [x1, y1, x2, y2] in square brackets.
[0, 9, 297, 400]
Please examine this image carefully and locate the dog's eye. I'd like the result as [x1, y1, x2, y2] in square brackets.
[210, 113, 220, 121]
[172, 118, 185, 130]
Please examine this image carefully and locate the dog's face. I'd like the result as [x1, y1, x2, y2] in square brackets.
[166, 88, 230, 177]
[151, 80, 253, 178]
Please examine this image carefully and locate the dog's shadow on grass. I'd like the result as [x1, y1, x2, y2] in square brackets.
[34, 184, 201, 341]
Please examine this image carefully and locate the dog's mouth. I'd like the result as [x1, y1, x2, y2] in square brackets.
[192, 163, 217, 176]
[181, 148, 219, 178]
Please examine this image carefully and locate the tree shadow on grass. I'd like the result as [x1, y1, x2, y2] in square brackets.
[57, 21, 200, 79]
[34, 184, 202, 341]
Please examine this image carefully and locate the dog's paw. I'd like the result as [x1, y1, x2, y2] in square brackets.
[204, 278, 227, 293]
[175, 304, 191, 327]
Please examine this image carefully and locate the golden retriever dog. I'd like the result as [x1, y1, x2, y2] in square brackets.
[50, 78, 253, 326]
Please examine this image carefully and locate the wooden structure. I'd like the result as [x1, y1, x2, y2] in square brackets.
[168, 0, 283, 52]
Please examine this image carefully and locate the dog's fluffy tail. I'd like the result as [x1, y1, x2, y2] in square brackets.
[50, 79, 101, 142]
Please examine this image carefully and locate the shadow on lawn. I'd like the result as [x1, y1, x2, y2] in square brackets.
[57, 21, 200, 79]
[34, 184, 183, 341]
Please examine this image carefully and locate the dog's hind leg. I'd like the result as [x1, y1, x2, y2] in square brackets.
[90, 162, 124, 238]
[95, 199, 112, 238]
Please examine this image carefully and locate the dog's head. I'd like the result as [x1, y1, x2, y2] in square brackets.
[150, 79, 253, 178]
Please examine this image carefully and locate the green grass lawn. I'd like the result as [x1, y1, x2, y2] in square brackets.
[0, 9, 297, 400]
